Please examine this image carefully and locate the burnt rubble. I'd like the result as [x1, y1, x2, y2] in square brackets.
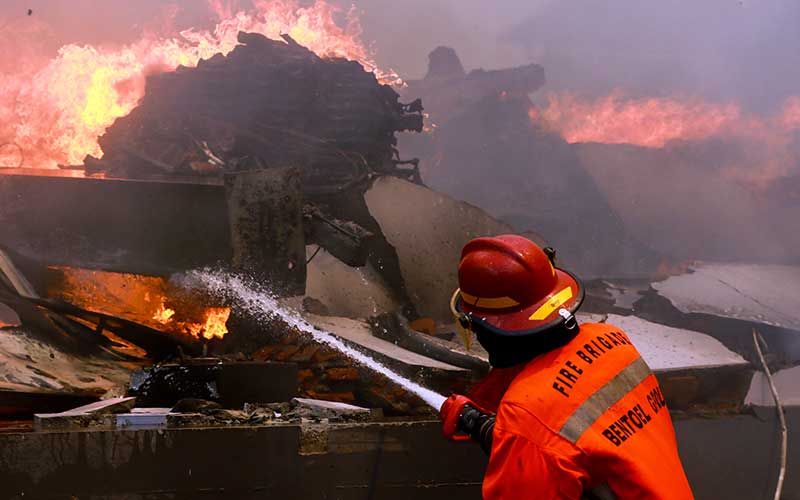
[87, 31, 423, 187]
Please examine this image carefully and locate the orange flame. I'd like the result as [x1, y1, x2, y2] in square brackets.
[0, 1, 396, 169]
[151, 298, 231, 341]
[152, 301, 177, 323]
[50, 266, 230, 340]
[535, 91, 800, 189]
[538, 91, 742, 148]
[187, 308, 232, 341]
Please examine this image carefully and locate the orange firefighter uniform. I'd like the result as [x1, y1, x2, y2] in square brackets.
[442, 235, 693, 499]
[483, 322, 693, 499]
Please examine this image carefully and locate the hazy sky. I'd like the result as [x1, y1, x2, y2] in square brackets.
[357, 0, 800, 113]
[353, 0, 546, 78]
[507, 0, 800, 113]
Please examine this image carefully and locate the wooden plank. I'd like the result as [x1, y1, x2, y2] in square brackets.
[55, 396, 136, 416]
[0, 249, 38, 298]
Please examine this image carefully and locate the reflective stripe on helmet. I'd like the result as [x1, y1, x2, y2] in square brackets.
[558, 357, 652, 443]
[460, 290, 520, 309]
[528, 286, 573, 321]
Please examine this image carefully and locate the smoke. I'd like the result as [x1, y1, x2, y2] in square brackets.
[349, 0, 543, 78]
[0, 1, 218, 51]
[357, 0, 800, 267]
[1, 1, 797, 266]
[507, 0, 800, 114]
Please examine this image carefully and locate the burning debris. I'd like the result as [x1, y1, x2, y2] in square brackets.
[0, 0, 396, 170]
[48, 266, 231, 341]
[0, 31, 474, 420]
[84, 31, 422, 185]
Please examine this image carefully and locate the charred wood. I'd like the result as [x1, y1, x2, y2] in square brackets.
[303, 204, 372, 267]
[224, 167, 306, 297]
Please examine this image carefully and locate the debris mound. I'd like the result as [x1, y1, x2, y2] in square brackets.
[88, 32, 423, 190]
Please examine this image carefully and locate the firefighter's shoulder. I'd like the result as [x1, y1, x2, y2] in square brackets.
[500, 322, 644, 435]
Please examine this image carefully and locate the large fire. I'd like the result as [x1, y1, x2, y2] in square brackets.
[535, 91, 800, 189]
[537, 92, 741, 148]
[0, 1, 394, 169]
[537, 91, 800, 147]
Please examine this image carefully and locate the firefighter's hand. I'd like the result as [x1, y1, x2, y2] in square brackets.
[440, 394, 476, 441]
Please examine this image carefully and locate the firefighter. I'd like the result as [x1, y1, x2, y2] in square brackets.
[440, 235, 693, 499]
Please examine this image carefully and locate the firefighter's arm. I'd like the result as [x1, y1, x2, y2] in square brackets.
[484, 402, 588, 500]
[483, 426, 587, 500]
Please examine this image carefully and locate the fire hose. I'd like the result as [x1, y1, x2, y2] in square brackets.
[440, 394, 495, 455]
[457, 404, 496, 455]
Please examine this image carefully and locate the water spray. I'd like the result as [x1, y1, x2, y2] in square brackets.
[186, 271, 447, 410]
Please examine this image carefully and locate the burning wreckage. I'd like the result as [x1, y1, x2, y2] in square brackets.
[0, 33, 798, 499]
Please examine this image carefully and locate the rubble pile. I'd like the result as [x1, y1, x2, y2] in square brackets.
[86, 31, 424, 188]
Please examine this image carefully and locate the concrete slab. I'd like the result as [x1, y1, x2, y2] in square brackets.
[305, 246, 398, 319]
[56, 396, 136, 415]
[745, 365, 800, 407]
[364, 177, 517, 321]
[0, 302, 20, 327]
[34, 398, 135, 431]
[653, 263, 800, 331]
[305, 314, 464, 372]
[577, 312, 608, 324]
[293, 398, 369, 413]
[0, 248, 39, 298]
[0, 169, 230, 275]
[602, 280, 649, 310]
[131, 407, 172, 414]
[34, 413, 116, 431]
[292, 397, 371, 420]
[604, 314, 748, 370]
[116, 411, 169, 429]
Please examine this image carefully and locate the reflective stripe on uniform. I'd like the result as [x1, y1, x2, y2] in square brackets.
[559, 357, 652, 443]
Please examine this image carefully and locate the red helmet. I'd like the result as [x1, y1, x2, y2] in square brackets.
[450, 235, 583, 345]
